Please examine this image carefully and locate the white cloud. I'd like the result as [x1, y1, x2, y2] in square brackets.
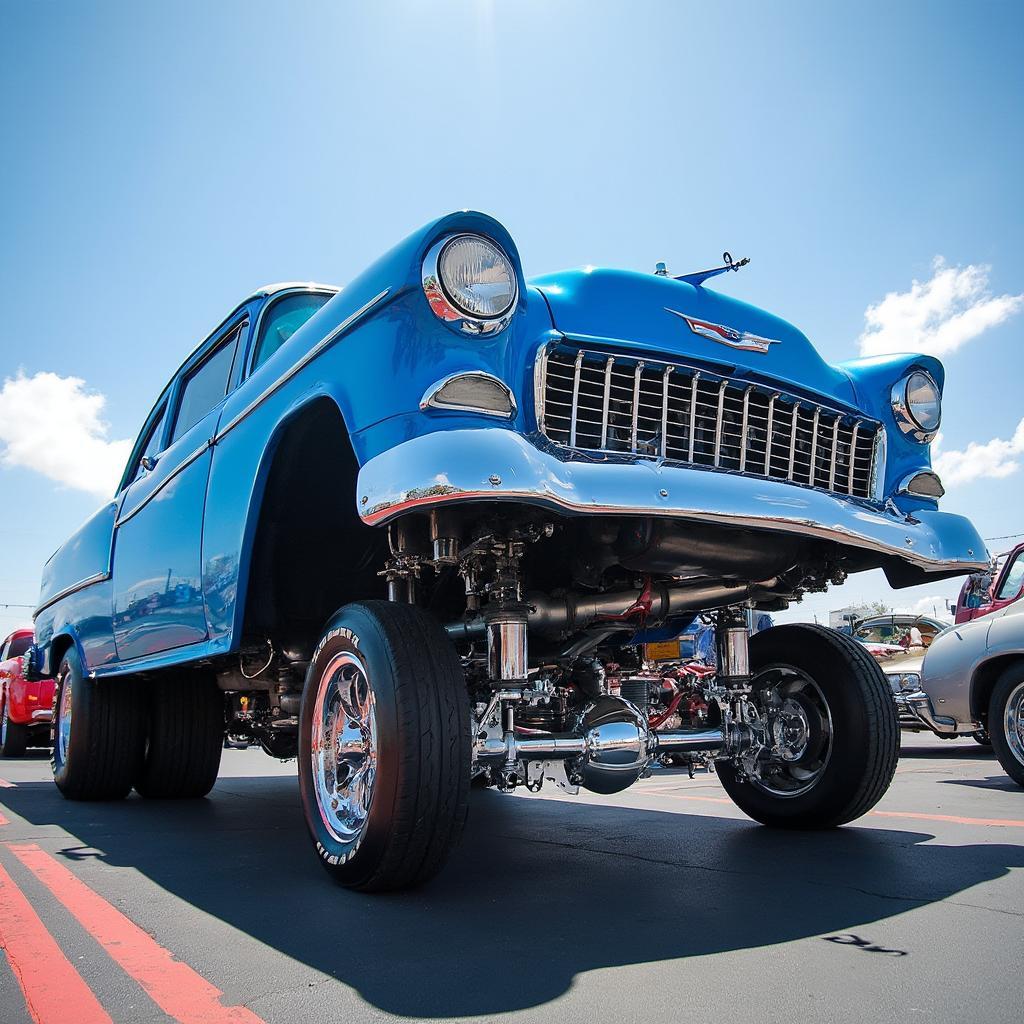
[932, 417, 1024, 486]
[858, 257, 1022, 358]
[891, 594, 953, 620]
[0, 372, 132, 498]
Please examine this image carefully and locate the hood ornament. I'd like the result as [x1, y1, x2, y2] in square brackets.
[665, 309, 781, 354]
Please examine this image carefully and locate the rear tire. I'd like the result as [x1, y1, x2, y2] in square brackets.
[52, 649, 146, 800]
[718, 624, 899, 827]
[1, 703, 28, 757]
[989, 665, 1024, 788]
[298, 601, 470, 891]
[135, 672, 224, 799]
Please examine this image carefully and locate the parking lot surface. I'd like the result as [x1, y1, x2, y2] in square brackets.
[0, 734, 1021, 1024]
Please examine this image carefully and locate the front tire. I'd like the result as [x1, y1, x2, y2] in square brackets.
[718, 624, 899, 828]
[1, 703, 28, 757]
[298, 601, 470, 891]
[989, 665, 1024, 788]
[52, 649, 146, 800]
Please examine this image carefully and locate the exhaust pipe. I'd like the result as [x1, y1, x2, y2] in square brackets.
[447, 578, 778, 641]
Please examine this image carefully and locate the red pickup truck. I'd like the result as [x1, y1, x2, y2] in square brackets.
[955, 541, 1024, 625]
[0, 629, 55, 756]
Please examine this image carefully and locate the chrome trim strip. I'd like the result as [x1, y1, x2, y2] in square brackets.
[766, 393, 777, 472]
[114, 438, 212, 529]
[739, 386, 751, 472]
[600, 356, 613, 449]
[688, 373, 700, 462]
[848, 421, 861, 494]
[809, 406, 820, 487]
[419, 371, 517, 419]
[569, 350, 584, 448]
[787, 402, 799, 482]
[216, 288, 389, 443]
[896, 469, 945, 499]
[630, 361, 644, 454]
[713, 379, 727, 467]
[660, 366, 672, 459]
[33, 571, 109, 618]
[829, 418, 839, 491]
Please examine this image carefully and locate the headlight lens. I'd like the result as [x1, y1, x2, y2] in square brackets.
[905, 371, 941, 432]
[887, 671, 921, 693]
[437, 235, 516, 319]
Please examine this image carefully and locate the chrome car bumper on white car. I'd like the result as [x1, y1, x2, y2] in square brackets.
[356, 428, 987, 575]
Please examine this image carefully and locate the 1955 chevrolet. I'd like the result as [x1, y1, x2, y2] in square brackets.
[29, 212, 987, 890]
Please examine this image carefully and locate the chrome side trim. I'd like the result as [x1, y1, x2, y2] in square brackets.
[419, 371, 517, 418]
[33, 571, 109, 618]
[114, 438, 212, 529]
[216, 288, 390, 443]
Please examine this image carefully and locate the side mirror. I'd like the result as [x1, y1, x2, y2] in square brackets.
[141, 455, 159, 473]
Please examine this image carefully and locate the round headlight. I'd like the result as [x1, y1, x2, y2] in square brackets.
[905, 371, 941, 432]
[892, 370, 941, 441]
[438, 235, 516, 318]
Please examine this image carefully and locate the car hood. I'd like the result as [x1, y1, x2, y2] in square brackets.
[531, 267, 858, 411]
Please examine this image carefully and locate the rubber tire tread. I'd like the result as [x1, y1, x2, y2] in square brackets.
[135, 673, 224, 799]
[988, 663, 1024, 788]
[304, 601, 470, 892]
[718, 623, 899, 828]
[52, 650, 147, 801]
[1, 704, 28, 757]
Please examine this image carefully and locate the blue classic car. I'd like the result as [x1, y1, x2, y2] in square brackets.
[31, 212, 986, 890]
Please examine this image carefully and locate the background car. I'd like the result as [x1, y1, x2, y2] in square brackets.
[954, 540, 1024, 624]
[0, 629, 54, 756]
[911, 597, 1024, 784]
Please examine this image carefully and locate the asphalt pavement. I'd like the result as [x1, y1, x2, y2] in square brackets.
[0, 733, 1021, 1024]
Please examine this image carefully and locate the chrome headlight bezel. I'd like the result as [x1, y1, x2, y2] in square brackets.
[891, 370, 941, 443]
[422, 233, 518, 336]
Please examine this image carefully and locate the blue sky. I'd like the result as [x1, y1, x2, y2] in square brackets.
[1, 0, 1022, 636]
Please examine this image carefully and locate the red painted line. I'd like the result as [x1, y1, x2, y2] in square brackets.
[869, 810, 1024, 828]
[7, 844, 265, 1024]
[0, 811, 9, 826]
[0, 860, 112, 1024]
[0, 779, 16, 788]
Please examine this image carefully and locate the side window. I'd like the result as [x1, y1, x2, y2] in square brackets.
[997, 554, 1024, 601]
[0, 639, 10, 661]
[7, 635, 31, 659]
[170, 325, 242, 445]
[128, 405, 166, 485]
[250, 293, 331, 374]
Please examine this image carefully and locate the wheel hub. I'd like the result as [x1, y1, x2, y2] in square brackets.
[1005, 681, 1024, 766]
[311, 652, 378, 844]
[58, 675, 73, 762]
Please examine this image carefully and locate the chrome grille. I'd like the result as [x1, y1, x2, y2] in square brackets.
[540, 344, 879, 500]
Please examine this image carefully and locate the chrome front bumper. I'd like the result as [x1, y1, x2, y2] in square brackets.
[894, 690, 979, 735]
[356, 428, 987, 574]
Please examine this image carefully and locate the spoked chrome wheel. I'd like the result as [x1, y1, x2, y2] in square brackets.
[57, 672, 74, 763]
[751, 664, 833, 798]
[1002, 680, 1024, 766]
[310, 651, 378, 845]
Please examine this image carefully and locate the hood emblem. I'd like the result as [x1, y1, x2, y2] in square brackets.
[665, 308, 780, 354]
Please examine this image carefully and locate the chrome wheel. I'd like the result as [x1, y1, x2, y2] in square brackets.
[310, 651, 378, 845]
[753, 665, 833, 797]
[57, 673, 73, 763]
[1003, 680, 1024, 766]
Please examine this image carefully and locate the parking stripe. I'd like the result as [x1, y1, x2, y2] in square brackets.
[0, 861, 112, 1024]
[7, 844, 266, 1024]
[870, 810, 1024, 828]
[0, 811, 9, 826]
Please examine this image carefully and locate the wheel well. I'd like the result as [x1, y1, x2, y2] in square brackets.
[971, 654, 1024, 725]
[240, 398, 387, 664]
[49, 634, 75, 675]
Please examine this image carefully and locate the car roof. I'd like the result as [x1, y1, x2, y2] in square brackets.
[3, 628, 32, 644]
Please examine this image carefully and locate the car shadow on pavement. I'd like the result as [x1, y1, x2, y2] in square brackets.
[897, 740, 995, 760]
[3, 776, 1023, 1019]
